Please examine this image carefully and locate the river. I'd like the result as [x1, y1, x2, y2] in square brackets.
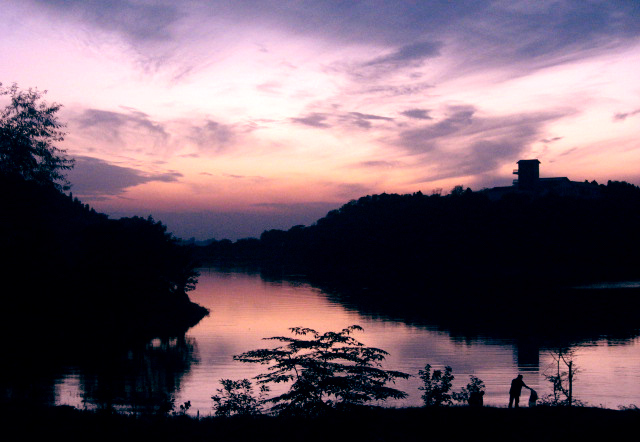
[53, 268, 640, 415]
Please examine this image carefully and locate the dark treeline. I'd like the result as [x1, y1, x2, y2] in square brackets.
[0, 83, 207, 409]
[0, 83, 207, 348]
[197, 181, 640, 290]
[0, 174, 207, 347]
[194, 181, 640, 342]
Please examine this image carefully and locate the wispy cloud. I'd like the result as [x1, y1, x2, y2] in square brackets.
[614, 109, 640, 121]
[222, 173, 269, 183]
[73, 108, 252, 158]
[35, 0, 180, 43]
[252, 201, 337, 213]
[395, 106, 573, 183]
[67, 156, 182, 200]
[363, 41, 442, 68]
[343, 112, 393, 129]
[32, 0, 640, 81]
[188, 119, 237, 152]
[399, 106, 476, 153]
[291, 112, 330, 128]
[6, 0, 639, 239]
[355, 160, 402, 169]
[401, 109, 432, 120]
[355, 82, 434, 98]
[75, 108, 169, 147]
[291, 110, 393, 131]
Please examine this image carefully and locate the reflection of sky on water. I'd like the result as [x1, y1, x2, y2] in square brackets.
[56, 269, 640, 415]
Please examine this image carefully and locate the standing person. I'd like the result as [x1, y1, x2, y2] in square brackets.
[508, 374, 531, 408]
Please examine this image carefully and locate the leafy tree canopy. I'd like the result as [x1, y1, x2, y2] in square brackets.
[0, 82, 74, 190]
[419, 364, 455, 406]
[419, 365, 487, 407]
[233, 325, 410, 415]
[211, 379, 269, 417]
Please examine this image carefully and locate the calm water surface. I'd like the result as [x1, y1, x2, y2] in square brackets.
[56, 268, 640, 414]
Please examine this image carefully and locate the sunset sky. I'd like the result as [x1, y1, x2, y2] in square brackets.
[2, 0, 639, 240]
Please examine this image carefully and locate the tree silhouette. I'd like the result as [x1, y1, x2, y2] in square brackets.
[418, 364, 455, 406]
[0, 83, 74, 190]
[211, 379, 269, 417]
[233, 325, 409, 415]
[454, 375, 486, 406]
[542, 348, 582, 407]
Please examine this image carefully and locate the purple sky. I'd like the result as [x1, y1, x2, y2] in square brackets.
[2, 0, 640, 239]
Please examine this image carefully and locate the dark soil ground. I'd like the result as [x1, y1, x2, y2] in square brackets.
[2, 404, 637, 442]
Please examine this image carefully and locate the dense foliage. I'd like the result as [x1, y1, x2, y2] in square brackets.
[233, 325, 410, 415]
[211, 379, 269, 417]
[0, 83, 207, 344]
[0, 83, 74, 190]
[418, 365, 487, 407]
[453, 375, 486, 406]
[0, 174, 207, 343]
[419, 364, 455, 407]
[198, 182, 640, 289]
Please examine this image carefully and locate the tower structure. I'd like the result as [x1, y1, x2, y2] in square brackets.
[513, 159, 540, 191]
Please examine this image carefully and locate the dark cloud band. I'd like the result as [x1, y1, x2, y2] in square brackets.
[67, 156, 182, 199]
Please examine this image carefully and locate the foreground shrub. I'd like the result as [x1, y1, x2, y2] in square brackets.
[233, 325, 410, 415]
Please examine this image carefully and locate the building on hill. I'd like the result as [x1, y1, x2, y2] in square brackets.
[513, 159, 541, 191]
[482, 159, 601, 201]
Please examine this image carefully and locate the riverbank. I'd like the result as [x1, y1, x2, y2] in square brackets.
[1, 175, 209, 345]
[4, 404, 637, 441]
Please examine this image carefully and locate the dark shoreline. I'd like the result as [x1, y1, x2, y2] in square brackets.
[194, 263, 640, 346]
[4, 404, 638, 442]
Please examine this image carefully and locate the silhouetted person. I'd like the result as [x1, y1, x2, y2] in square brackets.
[528, 389, 538, 407]
[508, 374, 530, 408]
[468, 390, 484, 407]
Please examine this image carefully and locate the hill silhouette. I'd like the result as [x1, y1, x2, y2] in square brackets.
[193, 181, 640, 342]
[197, 181, 640, 290]
[0, 174, 208, 346]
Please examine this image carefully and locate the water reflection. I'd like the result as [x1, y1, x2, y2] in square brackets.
[76, 336, 198, 413]
[515, 338, 540, 369]
[171, 268, 640, 414]
[302, 276, 640, 348]
[2, 362, 59, 407]
[15, 267, 640, 415]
